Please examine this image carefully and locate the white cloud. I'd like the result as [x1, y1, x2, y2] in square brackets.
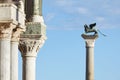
[109, 8, 120, 15]
[47, 26, 82, 31]
[55, 0, 74, 7]
[77, 7, 89, 14]
[44, 0, 120, 30]
[97, 23, 117, 29]
[95, 17, 105, 22]
[45, 13, 55, 22]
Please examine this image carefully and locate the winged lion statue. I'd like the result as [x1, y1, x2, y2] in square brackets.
[84, 23, 106, 36]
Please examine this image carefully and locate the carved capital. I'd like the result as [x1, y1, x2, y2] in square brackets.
[85, 40, 95, 48]
[81, 34, 98, 48]
[0, 23, 15, 40]
[11, 27, 24, 42]
[19, 38, 45, 57]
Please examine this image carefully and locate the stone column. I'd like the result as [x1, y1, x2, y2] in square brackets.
[81, 34, 98, 80]
[39, 0, 42, 16]
[0, 23, 15, 80]
[32, 0, 44, 22]
[10, 27, 23, 80]
[0, 2, 25, 80]
[19, 38, 45, 80]
[33, 0, 39, 15]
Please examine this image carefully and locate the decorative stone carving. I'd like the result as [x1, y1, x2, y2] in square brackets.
[81, 34, 98, 48]
[19, 38, 45, 57]
[24, 22, 46, 36]
[11, 27, 24, 42]
[0, 23, 15, 39]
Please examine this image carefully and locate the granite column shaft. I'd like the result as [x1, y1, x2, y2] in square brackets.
[82, 34, 98, 80]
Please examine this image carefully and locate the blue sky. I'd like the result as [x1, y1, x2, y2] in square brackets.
[18, 0, 120, 80]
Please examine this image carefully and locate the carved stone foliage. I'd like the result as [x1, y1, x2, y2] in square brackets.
[19, 39, 45, 57]
[11, 27, 23, 42]
[0, 23, 13, 39]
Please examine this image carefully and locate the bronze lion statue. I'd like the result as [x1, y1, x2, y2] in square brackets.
[84, 23, 98, 35]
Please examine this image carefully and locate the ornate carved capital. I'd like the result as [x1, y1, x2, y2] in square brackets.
[0, 23, 15, 40]
[19, 38, 45, 57]
[11, 27, 24, 42]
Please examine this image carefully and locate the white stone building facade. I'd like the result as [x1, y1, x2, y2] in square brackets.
[0, 0, 46, 80]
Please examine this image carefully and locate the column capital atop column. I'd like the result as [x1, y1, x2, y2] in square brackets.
[11, 27, 25, 42]
[81, 34, 98, 47]
[81, 34, 98, 40]
[0, 22, 16, 40]
[19, 36, 45, 57]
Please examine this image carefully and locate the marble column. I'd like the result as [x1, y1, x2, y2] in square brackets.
[10, 27, 23, 80]
[19, 0, 46, 79]
[32, 0, 43, 22]
[19, 38, 45, 80]
[0, 23, 15, 80]
[0, 1, 25, 80]
[81, 34, 98, 80]
[24, 0, 43, 22]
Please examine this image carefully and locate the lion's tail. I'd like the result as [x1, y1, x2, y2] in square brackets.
[97, 29, 107, 36]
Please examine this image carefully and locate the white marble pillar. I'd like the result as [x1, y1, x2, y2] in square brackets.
[0, 40, 11, 80]
[0, 23, 15, 80]
[22, 56, 36, 80]
[19, 39, 45, 80]
[10, 27, 23, 80]
[0, 2, 25, 80]
[11, 41, 18, 80]
[82, 34, 98, 80]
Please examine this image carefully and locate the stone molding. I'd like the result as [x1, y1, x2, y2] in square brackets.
[19, 37, 45, 57]
[0, 1, 24, 13]
[0, 3, 26, 27]
[0, 3, 17, 8]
